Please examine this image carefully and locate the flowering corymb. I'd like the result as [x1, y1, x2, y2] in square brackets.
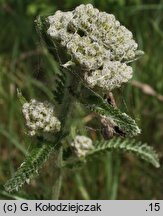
[47, 4, 144, 92]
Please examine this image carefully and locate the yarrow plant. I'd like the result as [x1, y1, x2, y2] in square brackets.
[4, 4, 160, 198]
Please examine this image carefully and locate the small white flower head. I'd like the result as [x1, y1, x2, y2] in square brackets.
[46, 4, 143, 92]
[22, 99, 61, 141]
[71, 135, 94, 157]
[84, 61, 133, 91]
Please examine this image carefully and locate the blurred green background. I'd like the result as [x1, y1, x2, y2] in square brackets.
[0, 0, 163, 199]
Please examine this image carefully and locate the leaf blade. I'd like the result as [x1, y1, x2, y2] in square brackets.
[88, 138, 160, 168]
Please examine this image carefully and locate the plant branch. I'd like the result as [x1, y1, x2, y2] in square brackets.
[51, 71, 76, 199]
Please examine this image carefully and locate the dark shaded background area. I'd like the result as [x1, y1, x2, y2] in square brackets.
[0, 0, 163, 199]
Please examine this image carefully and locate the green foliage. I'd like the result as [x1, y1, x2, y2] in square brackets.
[17, 89, 27, 105]
[70, 81, 141, 137]
[35, 16, 62, 63]
[88, 138, 160, 168]
[4, 142, 57, 193]
[64, 138, 160, 169]
[88, 103, 140, 137]
[0, 0, 162, 200]
[53, 71, 66, 104]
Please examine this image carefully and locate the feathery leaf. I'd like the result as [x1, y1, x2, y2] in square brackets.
[53, 70, 67, 104]
[4, 142, 57, 193]
[69, 81, 141, 137]
[88, 138, 160, 168]
[88, 104, 140, 137]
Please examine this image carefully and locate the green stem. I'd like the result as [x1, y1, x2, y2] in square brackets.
[74, 173, 90, 200]
[36, 17, 79, 199]
[51, 147, 63, 199]
[110, 154, 121, 200]
[51, 72, 77, 199]
[105, 152, 121, 200]
[0, 189, 26, 200]
[105, 152, 113, 199]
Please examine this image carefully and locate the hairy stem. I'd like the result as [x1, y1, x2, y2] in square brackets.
[36, 16, 78, 199]
[51, 71, 77, 199]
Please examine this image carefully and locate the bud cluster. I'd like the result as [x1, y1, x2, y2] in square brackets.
[71, 135, 94, 157]
[47, 4, 143, 91]
[22, 99, 61, 140]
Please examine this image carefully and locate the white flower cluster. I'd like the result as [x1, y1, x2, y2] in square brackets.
[47, 4, 143, 91]
[71, 135, 94, 157]
[22, 99, 61, 140]
[84, 61, 133, 90]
